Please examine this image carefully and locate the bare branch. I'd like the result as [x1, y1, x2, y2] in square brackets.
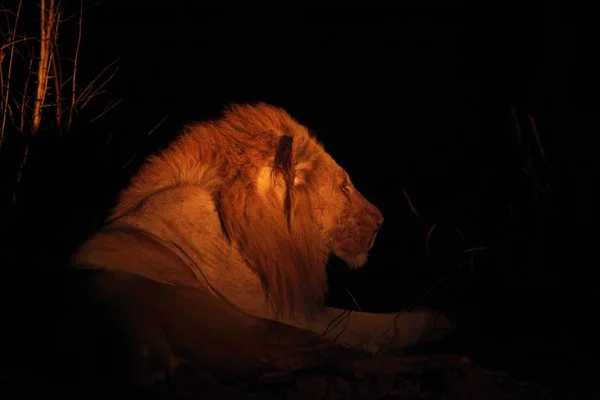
[51, 45, 62, 128]
[51, 5, 63, 129]
[1, 0, 23, 143]
[32, 0, 56, 135]
[60, 75, 72, 89]
[1, 6, 22, 29]
[89, 98, 121, 123]
[76, 56, 121, 107]
[146, 115, 169, 136]
[68, 0, 83, 129]
[19, 56, 34, 132]
[0, 37, 36, 53]
[402, 187, 421, 218]
[1, 46, 4, 101]
[60, 0, 104, 23]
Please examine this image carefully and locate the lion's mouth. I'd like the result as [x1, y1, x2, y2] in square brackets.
[368, 229, 379, 251]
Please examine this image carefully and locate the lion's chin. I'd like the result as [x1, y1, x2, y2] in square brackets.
[337, 251, 369, 270]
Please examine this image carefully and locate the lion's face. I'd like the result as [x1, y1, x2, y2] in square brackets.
[310, 153, 384, 269]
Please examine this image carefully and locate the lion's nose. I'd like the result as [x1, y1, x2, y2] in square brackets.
[365, 199, 384, 228]
[374, 209, 384, 228]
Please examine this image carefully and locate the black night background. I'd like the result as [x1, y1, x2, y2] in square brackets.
[0, 3, 596, 399]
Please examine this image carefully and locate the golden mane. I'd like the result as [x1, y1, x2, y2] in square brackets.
[108, 103, 332, 320]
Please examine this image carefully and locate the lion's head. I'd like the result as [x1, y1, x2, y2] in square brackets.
[102, 103, 384, 320]
[309, 147, 384, 269]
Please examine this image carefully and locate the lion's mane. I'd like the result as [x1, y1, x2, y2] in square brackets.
[102, 103, 335, 319]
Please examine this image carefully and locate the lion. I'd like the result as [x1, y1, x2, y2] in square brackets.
[70, 102, 454, 361]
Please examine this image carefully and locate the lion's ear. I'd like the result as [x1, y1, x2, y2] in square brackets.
[273, 135, 295, 229]
[273, 135, 295, 189]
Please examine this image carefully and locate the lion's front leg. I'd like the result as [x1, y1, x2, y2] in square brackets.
[306, 306, 456, 354]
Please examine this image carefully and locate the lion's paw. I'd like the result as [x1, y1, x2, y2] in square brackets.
[379, 307, 456, 353]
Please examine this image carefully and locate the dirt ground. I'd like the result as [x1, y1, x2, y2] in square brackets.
[1, 351, 590, 400]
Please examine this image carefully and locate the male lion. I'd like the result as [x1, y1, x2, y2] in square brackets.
[70, 103, 453, 365]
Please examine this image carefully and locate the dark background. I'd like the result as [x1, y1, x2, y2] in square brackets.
[1, 3, 596, 390]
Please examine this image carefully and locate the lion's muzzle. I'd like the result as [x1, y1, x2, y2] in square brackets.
[367, 204, 384, 250]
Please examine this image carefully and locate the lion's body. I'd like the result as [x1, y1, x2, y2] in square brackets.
[70, 103, 453, 363]
[55, 269, 364, 388]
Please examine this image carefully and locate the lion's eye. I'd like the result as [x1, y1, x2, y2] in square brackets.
[342, 183, 352, 195]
